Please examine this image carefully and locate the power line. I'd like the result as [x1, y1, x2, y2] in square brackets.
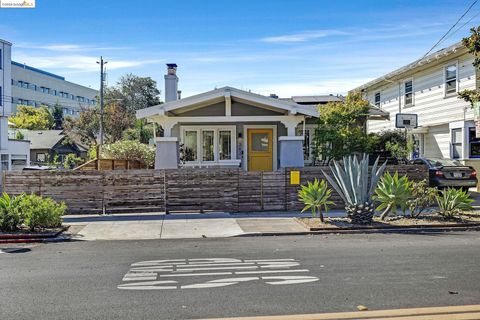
[421, 0, 478, 59]
[442, 10, 480, 42]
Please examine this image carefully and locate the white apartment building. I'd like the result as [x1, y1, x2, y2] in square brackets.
[0, 39, 30, 172]
[354, 41, 480, 171]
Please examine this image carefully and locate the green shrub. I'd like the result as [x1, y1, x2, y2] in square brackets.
[0, 193, 25, 231]
[18, 194, 66, 231]
[298, 179, 334, 222]
[63, 153, 82, 169]
[407, 180, 438, 218]
[101, 140, 154, 167]
[374, 172, 412, 220]
[436, 188, 474, 219]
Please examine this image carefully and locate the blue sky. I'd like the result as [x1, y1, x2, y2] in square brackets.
[0, 0, 479, 99]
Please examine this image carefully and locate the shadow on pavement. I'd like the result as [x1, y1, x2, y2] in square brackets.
[0, 247, 31, 254]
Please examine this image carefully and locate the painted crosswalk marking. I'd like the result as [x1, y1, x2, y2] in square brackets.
[118, 258, 319, 290]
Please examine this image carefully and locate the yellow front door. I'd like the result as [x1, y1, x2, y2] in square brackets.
[248, 129, 273, 171]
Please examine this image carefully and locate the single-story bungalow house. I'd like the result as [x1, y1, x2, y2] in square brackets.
[137, 64, 388, 171]
[20, 129, 88, 165]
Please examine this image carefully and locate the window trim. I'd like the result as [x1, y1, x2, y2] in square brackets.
[180, 125, 237, 165]
[403, 78, 414, 107]
[468, 126, 480, 159]
[374, 91, 381, 108]
[296, 125, 316, 164]
[444, 61, 459, 97]
[451, 128, 462, 159]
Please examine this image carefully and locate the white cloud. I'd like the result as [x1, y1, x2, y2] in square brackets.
[248, 78, 373, 97]
[13, 53, 163, 72]
[260, 30, 349, 43]
[15, 43, 130, 52]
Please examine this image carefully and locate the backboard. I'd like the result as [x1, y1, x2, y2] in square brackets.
[395, 113, 418, 129]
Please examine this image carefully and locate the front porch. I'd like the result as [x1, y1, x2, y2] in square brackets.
[137, 86, 318, 171]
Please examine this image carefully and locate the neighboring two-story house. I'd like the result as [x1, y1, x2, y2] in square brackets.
[353, 41, 480, 171]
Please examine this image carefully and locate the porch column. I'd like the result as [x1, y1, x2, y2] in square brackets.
[155, 117, 179, 169]
[279, 118, 305, 168]
[155, 137, 179, 169]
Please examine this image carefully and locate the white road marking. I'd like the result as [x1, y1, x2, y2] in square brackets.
[235, 269, 310, 275]
[160, 272, 233, 277]
[244, 259, 295, 262]
[118, 258, 319, 290]
[118, 280, 178, 290]
[262, 276, 319, 285]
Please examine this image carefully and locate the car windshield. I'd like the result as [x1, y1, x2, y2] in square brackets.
[426, 158, 462, 167]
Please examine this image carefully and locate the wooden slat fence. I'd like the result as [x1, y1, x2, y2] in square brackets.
[74, 159, 150, 171]
[2, 165, 428, 214]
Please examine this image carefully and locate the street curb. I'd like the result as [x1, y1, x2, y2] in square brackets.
[235, 225, 480, 237]
[0, 227, 70, 244]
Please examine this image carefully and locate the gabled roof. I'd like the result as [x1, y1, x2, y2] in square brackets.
[286, 95, 345, 104]
[352, 41, 466, 92]
[19, 129, 87, 151]
[137, 86, 320, 119]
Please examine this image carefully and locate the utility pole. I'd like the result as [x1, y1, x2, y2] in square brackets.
[96, 57, 107, 158]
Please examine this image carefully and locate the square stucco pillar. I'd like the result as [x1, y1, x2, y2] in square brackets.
[279, 136, 304, 168]
[155, 137, 179, 169]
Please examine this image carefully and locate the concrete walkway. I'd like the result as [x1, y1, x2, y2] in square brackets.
[63, 211, 346, 241]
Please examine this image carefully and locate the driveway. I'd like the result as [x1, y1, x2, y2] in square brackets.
[63, 211, 334, 240]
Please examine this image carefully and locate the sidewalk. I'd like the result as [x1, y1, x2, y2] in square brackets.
[63, 210, 347, 241]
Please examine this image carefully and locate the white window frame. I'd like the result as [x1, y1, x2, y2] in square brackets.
[451, 128, 462, 159]
[444, 61, 459, 97]
[180, 125, 237, 166]
[403, 78, 414, 107]
[374, 91, 381, 107]
[296, 125, 316, 164]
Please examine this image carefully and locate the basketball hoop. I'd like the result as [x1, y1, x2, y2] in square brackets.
[395, 113, 418, 129]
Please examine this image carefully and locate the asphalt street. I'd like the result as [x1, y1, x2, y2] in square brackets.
[1, 232, 480, 320]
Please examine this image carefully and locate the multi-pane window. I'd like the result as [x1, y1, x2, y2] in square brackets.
[1, 154, 8, 171]
[469, 128, 480, 158]
[184, 130, 198, 161]
[218, 130, 232, 160]
[296, 127, 315, 162]
[202, 130, 215, 161]
[445, 64, 457, 95]
[404, 80, 413, 106]
[452, 128, 462, 159]
[182, 127, 234, 164]
[374, 92, 381, 107]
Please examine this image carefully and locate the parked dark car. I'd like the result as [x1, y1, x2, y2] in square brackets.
[410, 157, 477, 190]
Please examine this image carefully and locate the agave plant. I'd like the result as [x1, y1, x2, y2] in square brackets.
[436, 188, 474, 219]
[374, 172, 412, 220]
[323, 154, 387, 224]
[298, 179, 334, 222]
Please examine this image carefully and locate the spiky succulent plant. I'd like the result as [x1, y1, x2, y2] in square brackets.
[322, 154, 387, 224]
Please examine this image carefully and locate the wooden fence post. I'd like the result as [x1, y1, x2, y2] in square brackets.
[164, 169, 168, 214]
[260, 171, 264, 210]
[236, 168, 240, 212]
[284, 168, 288, 211]
[1, 170, 5, 193]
